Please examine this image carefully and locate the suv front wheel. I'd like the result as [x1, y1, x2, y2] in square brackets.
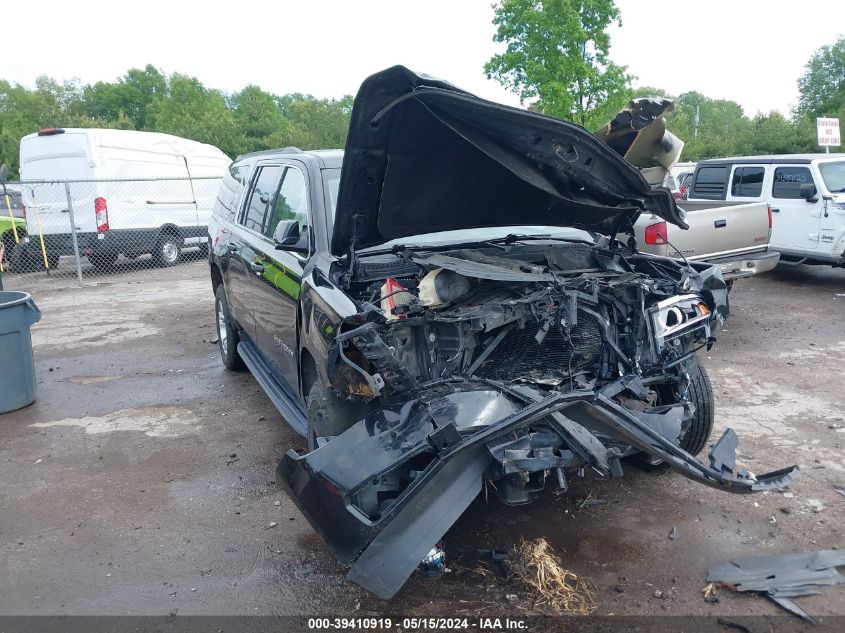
[215, 285, 244, 370]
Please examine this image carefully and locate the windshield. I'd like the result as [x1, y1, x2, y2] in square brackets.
[819, 160, 845, 192]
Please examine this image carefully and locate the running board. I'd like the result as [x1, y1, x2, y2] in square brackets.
[777, 257, 807, 266]
[237, 339, 308, 437]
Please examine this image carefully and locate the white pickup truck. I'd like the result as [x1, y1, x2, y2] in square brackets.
[685, 155, 845, 267]
[596, 99, 779, 280]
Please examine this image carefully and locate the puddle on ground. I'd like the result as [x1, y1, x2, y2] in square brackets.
[31, 405, 201, 437]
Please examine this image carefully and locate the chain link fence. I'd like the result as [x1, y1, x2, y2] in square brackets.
[1, 176, 222, 290]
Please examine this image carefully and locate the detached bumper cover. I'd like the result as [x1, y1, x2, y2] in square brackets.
[277, 380, 797, 599]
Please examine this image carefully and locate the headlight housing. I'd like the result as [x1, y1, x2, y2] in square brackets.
[649, 294, 713, 350]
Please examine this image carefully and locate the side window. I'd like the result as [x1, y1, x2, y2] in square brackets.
[691, 166, 728, 199]
[264, 166, 309, 242]
[241, 165, 284, 233]
[772, 167, 813, 199]
[731, 166, 764, 197]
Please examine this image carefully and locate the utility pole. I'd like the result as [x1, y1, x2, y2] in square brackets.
[694, 105, 700, 139]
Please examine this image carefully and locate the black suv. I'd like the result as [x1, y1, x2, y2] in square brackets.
[208, 66, 797, 599]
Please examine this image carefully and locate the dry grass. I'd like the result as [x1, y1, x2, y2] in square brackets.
[507, 538, 597, 615]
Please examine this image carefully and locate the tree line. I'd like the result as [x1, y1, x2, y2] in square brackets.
[1, 21, 843, 179]
[485, 0, 845, 161]
[0, 65, 353, 178]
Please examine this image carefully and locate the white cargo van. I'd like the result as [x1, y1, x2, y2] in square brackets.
[18, 128, 231, 269]
[686, 155, 845, 267]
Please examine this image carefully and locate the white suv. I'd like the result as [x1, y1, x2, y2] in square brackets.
[686, 154, 845, 267]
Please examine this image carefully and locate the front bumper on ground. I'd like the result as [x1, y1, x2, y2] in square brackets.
[702, 250, 780, 281]
[277, 377, 798, 599]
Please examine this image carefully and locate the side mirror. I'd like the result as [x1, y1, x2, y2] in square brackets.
[800, 182, 818, 202]
[273, 219, 308, 253]
[0, 164, 7, 196]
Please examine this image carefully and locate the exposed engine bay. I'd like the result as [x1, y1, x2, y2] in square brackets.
[336, 240, 720, 403]
[279, 240, 799, 599]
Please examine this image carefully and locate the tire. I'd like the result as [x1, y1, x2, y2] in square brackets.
[2, 231, 21, 263]
[633, 354, 715, 470]
[153, 233, 181, 267]
[306, 379, 374, 451]
[215, 285, 244, 371]
[89, 250, 118, 272]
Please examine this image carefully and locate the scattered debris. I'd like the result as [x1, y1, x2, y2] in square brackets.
[507, 538, 596, 614]
[702, 582, 719, 603]
[833, 484, 845, 499]
[653, 589, 664, 599]
[669, 526, 679, 540]
[418, 542, 447, 578]
[267, 522, 278, 529]
[578, 493, 609, 510]
[806, 499, 825, 513]
[707, 550, 845, 623]
[779, 506, 792, 515]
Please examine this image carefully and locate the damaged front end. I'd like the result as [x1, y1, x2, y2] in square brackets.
[278, 242, 798, 599]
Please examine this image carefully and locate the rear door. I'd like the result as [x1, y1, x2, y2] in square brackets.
[224, 163, 286, 342]
[769, 165, 821, 253]
[252, 161, 311, 390]
[19, 131, 93, 237]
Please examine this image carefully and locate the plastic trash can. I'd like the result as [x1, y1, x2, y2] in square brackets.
[0, 291, 42, 414]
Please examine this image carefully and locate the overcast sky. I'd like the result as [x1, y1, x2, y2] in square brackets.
[3, 0, 843, 117]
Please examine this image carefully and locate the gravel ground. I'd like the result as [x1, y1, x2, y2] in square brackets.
[1, 260, 843, 623]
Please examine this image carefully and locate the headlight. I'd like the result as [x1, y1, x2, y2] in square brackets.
[650, 294, 712, 348]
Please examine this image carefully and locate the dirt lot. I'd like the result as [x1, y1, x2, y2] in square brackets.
[1, 260, 843, 622]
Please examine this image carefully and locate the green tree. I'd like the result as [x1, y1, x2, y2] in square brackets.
[797, 36, 845, 118]
[83, 65, 166, 129]
[285, 96, 353, 150]
[147, 74, 241, 156]
[484, 0, 632, 128]
[231, 85, 290, 151]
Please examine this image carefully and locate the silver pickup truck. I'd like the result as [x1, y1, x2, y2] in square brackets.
[634, 200, 780, 280]
[598, 99, 780, 281]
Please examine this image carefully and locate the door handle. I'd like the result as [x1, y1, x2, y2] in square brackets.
[714, 219, 727, 228]
[771, 208, 780, 213]
[251, 262, 265, 275]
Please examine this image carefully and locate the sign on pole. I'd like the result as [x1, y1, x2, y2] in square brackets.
[817, 117, 841, 148]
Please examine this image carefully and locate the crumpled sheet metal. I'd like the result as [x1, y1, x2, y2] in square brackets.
[707, 550, 845, 623]
[279, 378, 799, 599]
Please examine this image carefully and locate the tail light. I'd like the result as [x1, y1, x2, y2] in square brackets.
[94, 197, 109, 232]
[767, 204, 773, 231]
[644, 221, 668, 245]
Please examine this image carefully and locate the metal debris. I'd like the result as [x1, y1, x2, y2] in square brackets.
[707, 550, 845, 623]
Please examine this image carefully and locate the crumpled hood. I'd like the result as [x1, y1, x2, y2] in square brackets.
[331, 65, 686, 256]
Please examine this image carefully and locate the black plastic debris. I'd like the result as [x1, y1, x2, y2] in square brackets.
[707, 550, 845, 624]
[709, 428, 739, 474]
